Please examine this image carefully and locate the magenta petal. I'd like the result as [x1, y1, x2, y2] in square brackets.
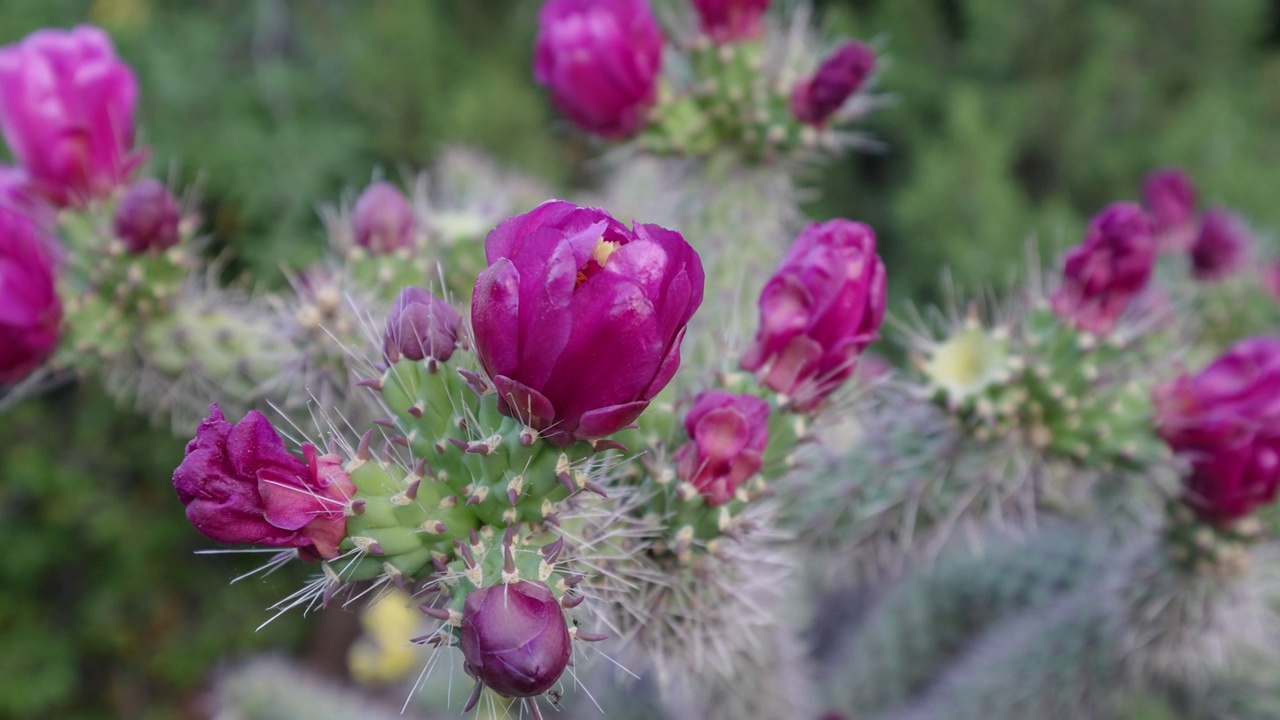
[257, 467, 318, 532]
[493, 375, 558, 431]
[577, 400, 650, 440]
[472, 258, 523, 379]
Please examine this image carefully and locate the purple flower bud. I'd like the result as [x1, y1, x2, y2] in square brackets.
[0, 203, 61, 384]
[0, 26, 143, 207]
[1155, 337, 1280, 525]
[533, 0, 664, 139]
[383, 286, 462, 363]
[691, 0, 770, 43]
[1190, 208, 1250, 282]
[1142, 167, 1197, 239]
[472, 201, 704, 445]
[790, 41, 877, 127]
[352, 181, 416, 253]
[1050, 202, 1155, 336]
[674, 390, 770, 506]
[741, 219, 886, 411]
[459, 579, 571, 698]
[112, 178, 180, 253]
[172, 405, 355, 559]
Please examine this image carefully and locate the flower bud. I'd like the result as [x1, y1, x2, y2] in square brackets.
[459, 579, 571, 698]
[113, 178, 181, 253]
[352, 181, 416, 253]
[741, 219, 886, 411]
[1050, 202, 1155, 336]
[533, 0, 664, 139]
[1190, 208, 1250, 282]
[383, 286, 461, 363]
[0, 25, 142, 207]
[790, 41, 876, 127]
[1155, 337, 1280, 525]
[1142, 167, 1197, 239]
[172, 405, 355, 559]
[691, 0, 770, 43]
[472, 201, 704, 444]
[0, 203, 61, 384]
[674, 390, 770, 506]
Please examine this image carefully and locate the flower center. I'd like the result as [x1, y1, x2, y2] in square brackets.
[576, 238, 621, 287]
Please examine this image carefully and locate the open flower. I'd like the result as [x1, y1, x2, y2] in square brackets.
[691, 0, 771, 43]
[172, 405, 355, 559]
[471, 201, 703, 445]
[1155, 337, 1280, 525]
[1050, 202, 1155, 336]
[790, 41, 877, 127]
[533, 0, 664, 139]
[459, 580, 572, 699]
[0, 203, 61, 384]
[674, 390, 771, 506]
[0, 25, 142, 207]
[741, 219, 886, 410]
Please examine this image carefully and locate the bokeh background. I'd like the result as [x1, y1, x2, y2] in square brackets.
[2, 0, 1279, 717]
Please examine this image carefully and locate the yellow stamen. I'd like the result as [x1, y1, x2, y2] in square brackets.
[592, 238, 621, 266]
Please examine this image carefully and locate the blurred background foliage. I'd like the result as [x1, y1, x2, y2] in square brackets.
[1, 0, 1278, 717]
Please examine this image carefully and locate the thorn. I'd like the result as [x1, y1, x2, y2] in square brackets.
[348, 499, 366, 516]
[560, 593, 585, 609]
[432, 555, 449, 573]
[407, 403, 424, 418]
[557, 472, 575, 493]
[571, 628, 608, 642]
[456, 540, 477, 569]
[373, 417, 396, 428]
[463, 679, 484, 713]
[541, 537, 564, 563]
[542, 512, 560, 527]
[351, 537, 384, 556]
[355, 377, 383, 390]
[583, 481, 608, 497]
[562, 573, 585, 588]
[508, 488, 519, 505]
[391, 436, 411, 447]
[448, 437, 469, 451]
[466, 493, 482, 506]
[520, 427, 537, 445]
[458, 369, 491, 395]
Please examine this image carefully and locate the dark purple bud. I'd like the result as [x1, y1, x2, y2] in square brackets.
[790, 41, 876, 127]
[1155, 337, 1280, 526]
[471, 201, 704, 444]
[352, 181, 416, 253]
[0, 25, 144, 207]
[1190, 208, 1250, 282]
[384, 286, 461, 362]
[691, 0, 770, 43]
[172, 405, 355, 559]
[674, 390, 770, 506]
[1142, 167, 1197, 240]
[113, 178, 181, 253]
[459, 579, 572, 698]
[741, 219, 886, 411]
[534, 0, 664, 139]
[1050, 202, 1155, 336]
[0, 203, 61, 384]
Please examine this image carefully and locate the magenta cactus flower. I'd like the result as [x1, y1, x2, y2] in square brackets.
[459, 579, 572, 699]
[691, 0, 771, 43]
[1155, 337, 1280, 526]
[172, 405, 355, 560]
[1050, 202, 1156, 336]
[383, 286, 462, 363]
[113, 178, 181, 253]
[1190, 208, 1250, 282]
[471, 201, 704, 445]
[674, 390, 771, 506]
[0, 203, 61, 384]
[352, 181, 416, 253]
[790, 41, 877, 127]
[1142, 167, 1197, 242]
[0, 25, 142, 207]
[741, 219, 886, 411]
[533, 0, 664, 139]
